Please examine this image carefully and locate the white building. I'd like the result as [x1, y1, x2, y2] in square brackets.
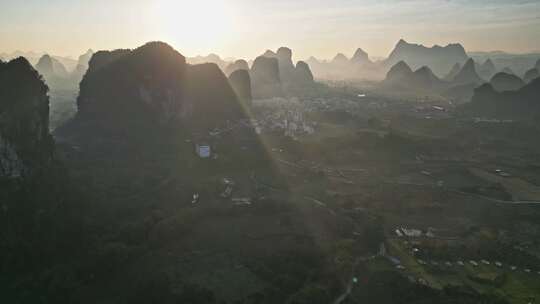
[195, 143, 211, 158]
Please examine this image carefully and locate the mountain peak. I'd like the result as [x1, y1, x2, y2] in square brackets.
[523, 68, 539, 83]
[393, 60, 412, 71]
[452, 58, 484, 85]
[462, 58, 476, 71]
[37, 54, 53, 65]
[490, 72, 525, 92]
[478, 58, 497, 79]
[385, 60, 413, 82]
[387, 40, 467, 77]
[415, 66, 435, 75]
[483, 58, 495, 67]
[263, 50, 277, 58]
[397, 39, 408, 46]
[132, 41, 181, 58]
[351, 48, 371, 64]
[502, 67, 514, 75]
[444, 62, 461, 81]
[0, 56, 52, 178]
[332, 53, 349, 63]
[277, 47, 292, 58]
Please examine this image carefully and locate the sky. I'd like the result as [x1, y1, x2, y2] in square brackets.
[1, 0, 540, 61]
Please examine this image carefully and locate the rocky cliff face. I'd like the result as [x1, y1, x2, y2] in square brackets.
[0, 57, 53, 178]
[76, 42, 246, 133]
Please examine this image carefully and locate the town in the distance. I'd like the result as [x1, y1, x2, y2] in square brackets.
[1, 38, 540, 303]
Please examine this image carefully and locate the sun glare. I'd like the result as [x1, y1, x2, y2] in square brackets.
[157, 0, 234, 52]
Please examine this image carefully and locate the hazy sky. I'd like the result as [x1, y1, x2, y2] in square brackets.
[1, 0, 540, 61]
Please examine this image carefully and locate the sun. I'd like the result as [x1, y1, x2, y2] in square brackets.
[156, 0, 234, 52]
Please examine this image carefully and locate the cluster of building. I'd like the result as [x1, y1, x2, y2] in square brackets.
[252, 97, 317, 138]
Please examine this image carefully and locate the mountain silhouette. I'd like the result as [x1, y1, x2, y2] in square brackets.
[412, 66, 445, 90]
[451, 58, 484, 85]
[383, 61, 444, 92]
[490, 72, 525, 92]
[502, 67, 515, 75]
[250, 55, 282, 99]
[228, 69, 252, 108]
[225, 59, 249, 76]
[276, 47, 296, 82]
[294, 61, 314, 84]
[351, 48, 371, 64]
[385, 39, 468, 77]
[523, 68, 539, 84]
[0, 57, 53, 178]
[251, 48, 315, 97]
[35, 54, 68, 79]
[331, 53, 349, 66]
[464, 77, 540, 120]
[444, 63, 461, 81]
[71, 49, 95, 84]
[187, 53, 228, 71]
[75, 41, 247, 133]
[385, 61, 413, 83]
[478, 58, 496, 79]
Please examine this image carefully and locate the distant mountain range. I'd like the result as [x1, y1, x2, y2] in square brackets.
[385, 39, 468, 77]
[469, 51, 540, 77]
[380, 58, 484, 98]
[378, 50, 540, 104]
[303, 40, 540, 82]
[32, 50, 94, 91]
[0, 50, 80, 72]
[187, 53, 229, 71]
[462, 77, 540, 121]
[306, 48, 385, 81]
